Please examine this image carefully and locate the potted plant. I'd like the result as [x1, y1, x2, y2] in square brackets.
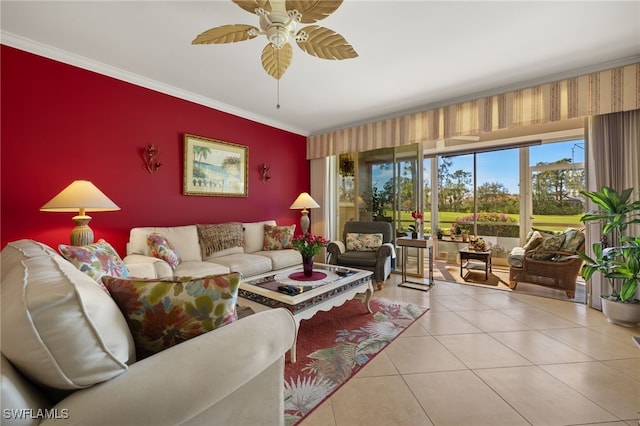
[577, 186, 640, 326]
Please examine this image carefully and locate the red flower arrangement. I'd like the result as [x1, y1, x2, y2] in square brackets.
[411, 210, 423, 221]
[291, 233, 328, 258]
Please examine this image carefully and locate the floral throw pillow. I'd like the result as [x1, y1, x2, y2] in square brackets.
[529, 234, 566, 261]
[147, 233, 181, 270]
[59, 239, 129, 293]
[263, 224, 295, 250]
[102, 273, 241, 360]
[346, 233, 383, 252]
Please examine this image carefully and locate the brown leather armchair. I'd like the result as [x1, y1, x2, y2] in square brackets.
[327, 221, 394, 290]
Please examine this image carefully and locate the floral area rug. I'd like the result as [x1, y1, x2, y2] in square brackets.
[283, 296, 429, 425]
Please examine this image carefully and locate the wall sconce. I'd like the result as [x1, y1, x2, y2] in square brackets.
[261, 163, 271, 183]
[142, 144, 161, 174]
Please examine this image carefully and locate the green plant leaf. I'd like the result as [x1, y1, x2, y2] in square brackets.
[620, 278, 638, 301]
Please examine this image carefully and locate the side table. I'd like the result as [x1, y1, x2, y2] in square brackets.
[397, 236, 434, 291]
[459, 249, 492, 281]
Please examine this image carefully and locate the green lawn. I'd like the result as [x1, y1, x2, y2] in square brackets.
[395, 210, 583, 232]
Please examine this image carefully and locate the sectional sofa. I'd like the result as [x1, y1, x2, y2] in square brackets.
[1, 239, 296, 425]
[123, 220, 302, 279]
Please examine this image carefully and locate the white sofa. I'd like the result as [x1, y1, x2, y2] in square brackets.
[123, 220, 302, 279]
[1, 239, 296, 425]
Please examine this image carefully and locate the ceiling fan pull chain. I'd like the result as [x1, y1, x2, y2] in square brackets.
[276, 51, 281, 109]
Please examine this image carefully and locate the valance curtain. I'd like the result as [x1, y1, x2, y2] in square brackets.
[585, 109, 640, 308]
[308, 63, 640, 159]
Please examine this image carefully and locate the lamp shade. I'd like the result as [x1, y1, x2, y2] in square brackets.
[289, 192, 320, 210]
[41, 180, 120, 214]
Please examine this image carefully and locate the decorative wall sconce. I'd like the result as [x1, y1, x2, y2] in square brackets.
[261, 163, 271, 183]
[142, 144, 161, 174]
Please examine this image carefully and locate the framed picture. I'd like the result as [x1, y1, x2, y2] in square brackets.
[183, 134, 248, 197]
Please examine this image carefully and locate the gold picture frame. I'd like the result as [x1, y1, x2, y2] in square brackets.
[183, 134, 248, 197]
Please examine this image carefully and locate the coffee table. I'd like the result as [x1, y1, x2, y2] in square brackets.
[238, 263, 373, 363]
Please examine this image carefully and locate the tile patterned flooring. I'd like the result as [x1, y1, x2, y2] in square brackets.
[300, 274, 640, 426]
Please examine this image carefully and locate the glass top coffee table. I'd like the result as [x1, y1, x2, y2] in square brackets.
[238, 263, 373, 362]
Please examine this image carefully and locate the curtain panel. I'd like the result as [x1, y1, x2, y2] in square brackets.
[584, 109, 640, 308]
[307, 63, 640, 160]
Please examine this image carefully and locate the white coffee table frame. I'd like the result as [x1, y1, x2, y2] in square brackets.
[238, 263, 373, 363]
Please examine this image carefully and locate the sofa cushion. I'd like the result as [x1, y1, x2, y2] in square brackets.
[529, 233, 566, 261]
[197, 223, 244, 258]
[146, 233, 182, 270]
[263, 224, 295, 250]
[58, 238, 129, 292]
[254, 249, 302, 270]
[243, 220, 277, 253]
[346, 233, 383, 251]
[128, 226, 202, 262]
[174, 260, 230, 278]
[522, 231, 545, 251]
[336, 251, 377, 268]
[209, 253, 273, 277]
[1, 240, 135, 390]
[560, 228, 585, 253]
[103, 273, 240, 359]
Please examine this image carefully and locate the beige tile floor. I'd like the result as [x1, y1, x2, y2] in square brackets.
[300, 274, 640, 426]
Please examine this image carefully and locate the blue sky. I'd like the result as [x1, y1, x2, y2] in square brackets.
[446, 139, 584, 194]
[372, 139, 585, 194]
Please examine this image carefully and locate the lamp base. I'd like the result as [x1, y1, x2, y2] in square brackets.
[71, 215, 94, 246]
[300, 211, 310, 234]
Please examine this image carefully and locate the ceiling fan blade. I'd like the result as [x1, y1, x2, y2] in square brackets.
[285, 0, 343, 24]
[192, 24, 258, 44]
[232, 0, 271, 15]
[261, 43, 293, 80]
[296, 25, 358, 60]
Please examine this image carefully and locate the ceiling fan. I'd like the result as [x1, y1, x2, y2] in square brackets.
[192, 0, 358, 80]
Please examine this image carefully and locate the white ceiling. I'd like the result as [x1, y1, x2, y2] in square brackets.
[2, 1, 639, 136]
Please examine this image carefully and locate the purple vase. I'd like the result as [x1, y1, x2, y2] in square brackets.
[302, 256, 314, 277]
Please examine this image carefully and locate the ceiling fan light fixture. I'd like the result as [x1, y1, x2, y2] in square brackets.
[266, 22, 295, 49]
[193, 0, 357, 79]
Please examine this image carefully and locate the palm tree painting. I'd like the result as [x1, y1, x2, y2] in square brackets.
[183, 134, 248, 197]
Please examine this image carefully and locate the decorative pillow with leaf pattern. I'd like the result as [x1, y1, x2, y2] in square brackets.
[560, 229, 585, 253]
[59, 239, 129, 293]
[529, 234, 566, 261]
[263, 224, 295, 250]
[346, 233, 383, 251]
[102, 273, 240, 359]
[146, 233, 182, 270]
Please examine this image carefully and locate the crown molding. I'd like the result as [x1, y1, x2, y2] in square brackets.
[1, 31, 307, 136]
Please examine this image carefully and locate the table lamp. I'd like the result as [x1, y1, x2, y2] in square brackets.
[40, 180, 120, 246]
[289, 192, 320, 234]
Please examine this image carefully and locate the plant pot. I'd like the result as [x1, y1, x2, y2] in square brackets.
[601, 296, 640, 327]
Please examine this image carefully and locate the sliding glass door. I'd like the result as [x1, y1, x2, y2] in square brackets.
[336, 144, 426, 276]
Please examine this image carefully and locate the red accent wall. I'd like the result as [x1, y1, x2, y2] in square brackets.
[1, 45, 309, 255]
